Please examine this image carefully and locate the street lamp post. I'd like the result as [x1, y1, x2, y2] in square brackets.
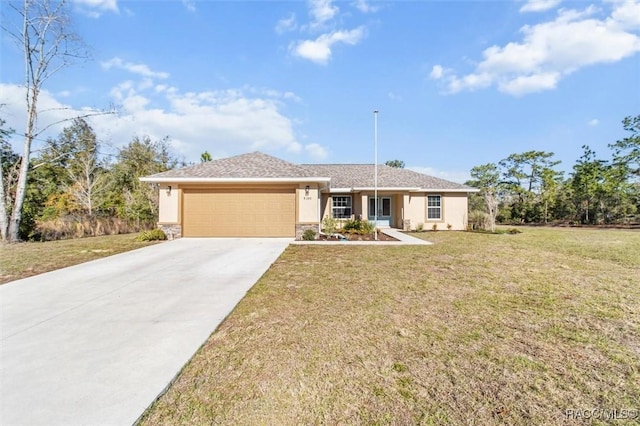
[374, 110, 378, 241]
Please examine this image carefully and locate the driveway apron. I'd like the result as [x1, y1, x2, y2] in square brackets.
[0, 238, 291, 426]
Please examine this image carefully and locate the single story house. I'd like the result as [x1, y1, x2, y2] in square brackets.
[140, 152, 478, 239]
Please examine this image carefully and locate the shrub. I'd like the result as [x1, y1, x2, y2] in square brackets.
[342, 219, 362, 232]
[33, 216, 153, 241]
[136, 229, 167, 241]
[416, 222, 424, 232]
[447, 223, 453, 230]
[468, 210, 489, 231]
[360, 220, 375, 234]
[432, 223, 438, 231]
[342, 218, 376, 234]
[322, 216, 338, 235]
[302, 229, 317, 240]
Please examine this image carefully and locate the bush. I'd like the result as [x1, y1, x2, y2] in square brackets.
[468, 210, 490, 231]
[322, 216, 338, 235]
[33, 215, 153, 241]
[302, 229, 317, 240]
[431, 223, 438, 231]
[136, 229, 167, 241]
[341, 218, 376, 234]
[416, 222, 424, 232]
[342, 218, 362, 232]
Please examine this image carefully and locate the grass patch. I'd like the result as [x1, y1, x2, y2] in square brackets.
[0, 234, 161, 284]
[139, 227, 640, 425]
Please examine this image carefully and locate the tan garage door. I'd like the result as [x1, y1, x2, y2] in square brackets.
[182, 189, 295, 237]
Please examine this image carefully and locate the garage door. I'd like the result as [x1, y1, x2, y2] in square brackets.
[182, 189, 295, 237]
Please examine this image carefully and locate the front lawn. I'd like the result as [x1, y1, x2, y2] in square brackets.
[140, 227, 640, 425]
[0, 234, 161, 284]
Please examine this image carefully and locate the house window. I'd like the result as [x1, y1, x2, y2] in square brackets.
[427, 195, 442, 220]
[369, 197, 391, 217]
[332, 196, 352, 218]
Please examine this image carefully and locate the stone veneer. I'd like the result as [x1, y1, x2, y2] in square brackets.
[158, 224, 182, 240]
[295, 223, 320, 240]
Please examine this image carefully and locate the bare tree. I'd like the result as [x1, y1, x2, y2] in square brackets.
[0, 117, 17, 241]
[1, 0, 113, 241]
[467, 163, 501, 232]
[66, 144, 109, 216]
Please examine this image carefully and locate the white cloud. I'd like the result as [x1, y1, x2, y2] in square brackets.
[498, 72, 560, 96]
[101, 57, 170, 79]
[520, 0, 562, 13]
[291, 27, 366, 64]
[71, 0, 119, 17]
[588, 118, 600, 126]
[612, 0, 640, 29]
[429, 65, 444, 79]
[408, 166, 471, 184]
[388, 91, 402, 101]
[0, 79, 304, 162]
[182, 0, 196, 12]
[353, 0, 379, 14]
[305, 143, 329, 160]
[276, 13, 297, 34]
[432, 2, 640, 96]
[309, 0, 339, 29]
[0, 84, 104, 150]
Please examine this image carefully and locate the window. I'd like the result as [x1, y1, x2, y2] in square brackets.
[427, 195, 442, 220]
[332, 196, 352, 218]
[369, 197, 391, 217]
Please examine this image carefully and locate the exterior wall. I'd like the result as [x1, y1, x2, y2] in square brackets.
[156, 182, 470, 238]
[398, 192, 469, 231]
[158, 184, 181, 224]
[441, 192, 469, 230]
[402, 193, 425, 230]
[352, 193, 363, 220]
[297, 184, 320, 223]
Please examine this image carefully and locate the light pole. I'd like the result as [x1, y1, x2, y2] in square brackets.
[374, 110, 378, 241]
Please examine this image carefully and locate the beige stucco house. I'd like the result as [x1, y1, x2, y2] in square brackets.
[140, 152, 478, 239]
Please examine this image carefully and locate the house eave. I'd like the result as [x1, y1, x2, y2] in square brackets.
[325, 187, 476, 193]
[139, 177, 332, 184]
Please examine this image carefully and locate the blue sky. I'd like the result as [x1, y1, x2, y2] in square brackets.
[1, 0, 639, 182]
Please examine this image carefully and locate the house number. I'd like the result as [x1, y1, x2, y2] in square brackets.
[303, 196, 312, 200]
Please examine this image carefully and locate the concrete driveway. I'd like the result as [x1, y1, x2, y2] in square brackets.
[0, 237, 291, 426]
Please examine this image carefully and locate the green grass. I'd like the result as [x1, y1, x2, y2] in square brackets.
[138, 227, 640, 425]
[0, 234, 161, 284]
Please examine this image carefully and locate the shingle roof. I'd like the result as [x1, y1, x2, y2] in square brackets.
[302, 164, 472, 191]
[142, 151, 474, 191]
[143, 152, 317, 179]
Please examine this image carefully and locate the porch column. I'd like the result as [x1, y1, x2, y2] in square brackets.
[361, 193, 369, 220]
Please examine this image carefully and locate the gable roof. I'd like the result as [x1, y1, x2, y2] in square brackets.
[302, 164, 472, 191]
[141, 152, 329, 183]
[141, 151, 476, 191]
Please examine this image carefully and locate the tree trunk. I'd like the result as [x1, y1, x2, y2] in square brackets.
[0, 155, 8, 242]
[8, 85, 38, 241]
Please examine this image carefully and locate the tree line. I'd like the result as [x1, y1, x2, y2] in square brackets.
[1, 118, 180, 241]
[466, 115, 640, 231]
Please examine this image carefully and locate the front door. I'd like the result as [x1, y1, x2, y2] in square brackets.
[368, 196, 391, 227]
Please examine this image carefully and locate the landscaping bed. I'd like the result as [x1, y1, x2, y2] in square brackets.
[318, 231, 398, 241]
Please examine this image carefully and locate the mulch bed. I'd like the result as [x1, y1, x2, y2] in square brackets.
[318, 232, 398, 242]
